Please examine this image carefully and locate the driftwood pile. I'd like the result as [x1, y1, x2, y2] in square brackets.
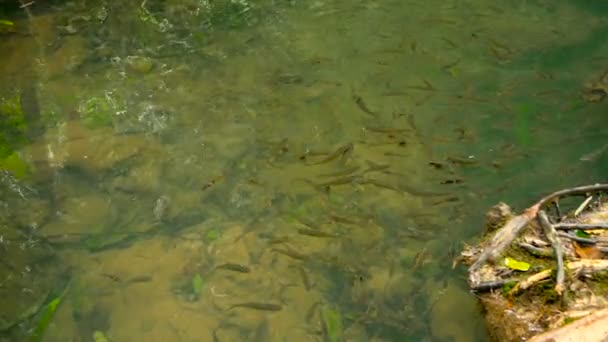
[461, 184, 608, 341]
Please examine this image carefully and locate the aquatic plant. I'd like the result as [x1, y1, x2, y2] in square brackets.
[0, 93, 27, 159]
[203, 0, 254, 30]
[191, 274, 204, 299]
[78, 96, 115, 128]
[0, 93, 31, 179]
[29, 281, 70, 342]
[321, 305, 343, 342]
[0, 18, 14, 33]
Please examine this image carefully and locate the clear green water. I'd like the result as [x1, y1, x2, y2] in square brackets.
[0, 0, 607, 341]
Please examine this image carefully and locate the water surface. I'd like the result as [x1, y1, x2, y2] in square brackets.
[0, 0, 607, 341]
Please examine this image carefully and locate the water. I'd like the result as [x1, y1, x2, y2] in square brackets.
[0, 0, 606, 341]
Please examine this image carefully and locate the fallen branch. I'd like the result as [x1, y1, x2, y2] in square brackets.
[518, 242, 553, 258]
[470, 279, 517, 292]
[533, 184, 608, 210]
[528, 308, 608, 342]
[468, 184, 608, 284]
[508, 269, 552, 295]
[538, 210, 565, 295]
[469, 211, 536, 277]
[557, 231, 597, 244]
[554, 223, 608, 230]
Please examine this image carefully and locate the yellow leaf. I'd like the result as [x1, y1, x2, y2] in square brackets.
[504, 257, 530, 271]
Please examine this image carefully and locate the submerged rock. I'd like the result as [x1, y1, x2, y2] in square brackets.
[125, 56, 154, 74]
[23, 120, 157, 175]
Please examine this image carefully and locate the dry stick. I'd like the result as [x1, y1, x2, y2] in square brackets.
[518, 242, 554, 258]
[554, 223, 608, 230]
[532, 184, 608, 209]
[468, 184, 608, 280]
[468, 211, 536, 277]
[469, 278, 518, 292]
[574, 196, 593, 217]
[508, 269, 552, 295]
[538, 210, 565, 296]
[557, 231, 596, 244]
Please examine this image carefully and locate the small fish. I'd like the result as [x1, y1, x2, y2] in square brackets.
[272, 246, 308, 260]
[297, 228, 339, 238]
[295, 266, 313, 291]
[202, 175, 225, 190]
[580, 143, 608, 162]
[318, 175, 363, 188]
[365, 127, 409, 134]
[363, 179, 402, 193]
[431, 196, 460, 205]
[228, 302, 283, 311]
[361, 160, 390, 174]
[126, 275, 153, 283]
[447, 156, 477, 165]
[305, 301, 322, 322]
[329, 214, 360, 225]
[268, 236, 290, 245]
[153, 195, 171, 222]
[215, 263, 251, 273]
[440, 178, 464, 185]
[405, 80, 435, 91]
[413, 248, 431, 269]
[308, 143, 354, 165]
[352, 92, 377, 116]
[318, 165, 360, 178]
[399, 183, 449, 197]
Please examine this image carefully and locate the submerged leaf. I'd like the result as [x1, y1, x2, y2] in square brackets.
[93, 330, 109, 342]
[205, 229, 220, 242]
[504, 257, 530, 271]
[29, 281, 70, 342]
[321, 305, 343, 342]
[192, 274, 204, 297]
[0, 19, 15, 27]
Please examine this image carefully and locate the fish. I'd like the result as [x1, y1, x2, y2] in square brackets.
[361, 160, 390, 174]
[305, 301, 321, 322]
[307, 143, 354, 165]
[297, 266, 313, 291]
[297, 228, 339, 238]
[318, 165, 360, 178]
[272, 246, 308, 261]
[447, 156, 478, 165]
[365, 127, 409, 134]
[214, 263, 251, 273]
[352, 92, 377, 117]
[580, 143, 608, 162]
[329, 214, 360, 225]
[318, 175, 364, 188]
[228, 302, 283, 311]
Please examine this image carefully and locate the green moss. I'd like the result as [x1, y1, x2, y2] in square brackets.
[205, 228, 220, 242]
[501, 281, 516, 296]
[563, 316, 580, 325]
[0, 93, 27, 159]
[0, 152, 30, 179]
[78, 96, 114, 128]
[202, 0, 255, 30]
